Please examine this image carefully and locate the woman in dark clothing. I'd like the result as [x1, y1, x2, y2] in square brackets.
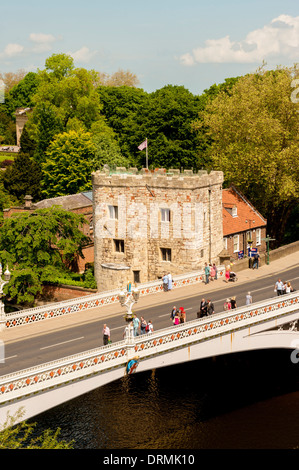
[231, 296, 237, 309]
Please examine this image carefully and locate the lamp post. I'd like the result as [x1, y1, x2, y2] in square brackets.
[0, 264, 11, 331]
[262, 234, 276, 265]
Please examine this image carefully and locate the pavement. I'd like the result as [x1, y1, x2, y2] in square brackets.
[1, 252, 298, 345]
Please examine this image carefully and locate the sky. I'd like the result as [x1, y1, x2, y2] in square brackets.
[0, 0, 298, 95]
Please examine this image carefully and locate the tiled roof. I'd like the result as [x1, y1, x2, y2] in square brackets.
[34, 193, 92, 211]
[222, 186, 266, 236]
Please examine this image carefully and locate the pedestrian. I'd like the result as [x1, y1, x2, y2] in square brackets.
[252, 251, 260, 269]
[224, 298, 231, 311]
[204, 263, 210, 284]
[140, 316, 147, 334]
[179, 307, 186, 323]
[225, 264, 230, 283]
[231, 296, 237, 309]
[207, 299, 215, 315]
[245, 292, 252, 305]
[170, 306, 177, 321]
[198, 298, 207, 318]
[213, 263, 218, 280]
[274, 279, 284, 296]
[173, 312, 180, 325]
[285, 281, 294, 294]
[147, 320, 154, 333]
[162, 273, 169, 291]
[102, 323, 110, 345]
[167, 272, 172, 291]
[210, 264, 215, 281]
[132, 314, 140, 336]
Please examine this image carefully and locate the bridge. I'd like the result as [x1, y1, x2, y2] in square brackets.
[0, 291, 299, 428]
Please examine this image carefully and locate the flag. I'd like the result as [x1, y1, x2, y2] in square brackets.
[138, 139, 147, 151]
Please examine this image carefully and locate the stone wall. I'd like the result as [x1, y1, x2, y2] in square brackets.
[92, 168, 224, 292]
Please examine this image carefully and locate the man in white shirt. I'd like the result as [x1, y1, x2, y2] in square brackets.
[275, 279, 284, 296]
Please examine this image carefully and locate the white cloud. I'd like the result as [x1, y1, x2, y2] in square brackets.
[1, 43, 24, 58]
[69, 46, 97, 63]
[29, 33, 58, 52]
[180, 14, 299, 65]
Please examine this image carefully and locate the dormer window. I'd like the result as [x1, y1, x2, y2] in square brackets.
[232, 206, 237, 217]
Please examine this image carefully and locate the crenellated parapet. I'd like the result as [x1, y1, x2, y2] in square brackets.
[92, 167, 223, 190]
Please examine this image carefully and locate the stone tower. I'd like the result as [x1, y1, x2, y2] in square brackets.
[92, 168, 224, 292]
[15, 107, 31, 146]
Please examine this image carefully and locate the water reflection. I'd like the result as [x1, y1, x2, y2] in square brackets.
[30, 349, 299, 449]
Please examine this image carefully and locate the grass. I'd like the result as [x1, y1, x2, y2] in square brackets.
[0, 152, 15, 163]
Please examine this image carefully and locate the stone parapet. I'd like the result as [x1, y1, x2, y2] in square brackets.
[92, 168, 223, 190]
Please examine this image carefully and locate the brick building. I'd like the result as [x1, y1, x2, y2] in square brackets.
[222, 186, 267, 261]
[92, 167, 224, 292]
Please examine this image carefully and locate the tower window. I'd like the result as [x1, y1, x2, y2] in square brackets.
[161, 248, 171, 261]
[114, 239, 124, 253]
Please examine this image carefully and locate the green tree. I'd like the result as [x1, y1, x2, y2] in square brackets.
[97, 85, 149, 164]
[44, 53, 74, 80]
[0, 409, 74, 448]
[90, 119, 129, 168]
[3, 152, 42, 202]
[136, 85, 203, 169]
[41, 129, 96, 198]
[32, 103, 63, 162]
[195, 65, 299, 245]
[0, 206, 90, 305]
[33, 58, 101, 131]
[3, 72, 38, 118]
[98, 85, 203, 169]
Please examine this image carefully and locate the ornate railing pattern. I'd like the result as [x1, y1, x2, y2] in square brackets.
[2, 266, 225, 329]
[0, 291, 298, 404]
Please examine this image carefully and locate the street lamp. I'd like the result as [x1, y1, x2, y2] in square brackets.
[119, 287, 140, 323]
[262, 234, 276, 265]
[0, 264, 11, 330]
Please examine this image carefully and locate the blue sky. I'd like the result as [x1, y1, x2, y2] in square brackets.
[0, 0, 298, 95]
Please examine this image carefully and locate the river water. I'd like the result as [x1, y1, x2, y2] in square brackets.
[29, 348, 299, 450]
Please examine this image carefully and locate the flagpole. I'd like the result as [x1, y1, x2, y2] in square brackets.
[146, 138, 148, 169]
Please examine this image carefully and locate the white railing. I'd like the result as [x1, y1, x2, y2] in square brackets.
[1, 266, 225, 330]
[0, 291, 298, 404]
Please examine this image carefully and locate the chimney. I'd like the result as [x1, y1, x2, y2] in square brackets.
[24, 195, 33, 209]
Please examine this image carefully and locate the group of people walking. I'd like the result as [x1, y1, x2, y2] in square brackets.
[223, 296, 238, 310]
[170, 306, 186, 325]
[204, 263, 218, 284]
[197, 298, 215, 318]
[274, 278, 295, 295]
[102, 315, 154, 344]
[162, 272, 172, 291]
[102, 271, 296, 345]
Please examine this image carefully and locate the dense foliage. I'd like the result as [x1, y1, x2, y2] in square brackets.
[0, 206, 90, 305]
[0, 409, 73, 448]
[194, 65, 299, 245]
